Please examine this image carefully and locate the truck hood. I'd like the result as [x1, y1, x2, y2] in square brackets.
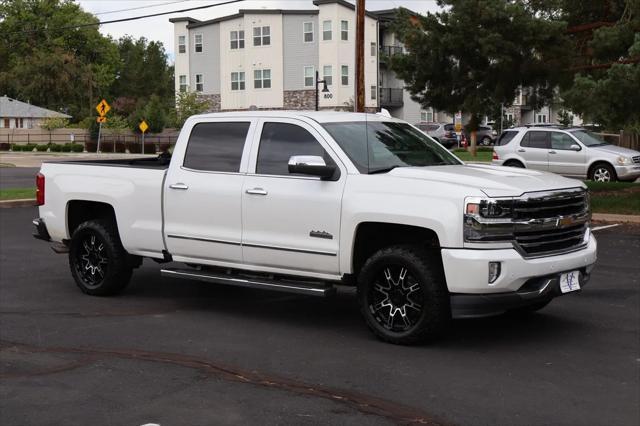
[389, 164, 585, 197]
[589, 144, 640, 157]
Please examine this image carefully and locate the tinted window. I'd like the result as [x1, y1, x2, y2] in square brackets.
[444, 124, 454, 131]
[183, 122, 250, 172]
[521, 131, 549, 149]
[257, 122, 333, 176]
[551, 132, 577, 150]
[570, 130, 608, 147]
[497, 131, 517, 146]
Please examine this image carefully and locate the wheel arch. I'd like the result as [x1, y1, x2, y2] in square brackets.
[350, 222, 442, 277]
[587, 160, 617, 180]
[66, 200, 119, 239]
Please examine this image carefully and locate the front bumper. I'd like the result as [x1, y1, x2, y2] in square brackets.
[441, 235, 597, 315]
[614, 164, 640, 181]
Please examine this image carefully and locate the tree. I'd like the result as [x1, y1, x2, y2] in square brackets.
[390, 1, 569, 154]
[41, 117, 69, 144]
[131, 95, 166, 134]
[172, 91, 211, 129]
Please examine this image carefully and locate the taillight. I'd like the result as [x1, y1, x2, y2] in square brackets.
[492, 150, 499, 160]
[36, 172, 45, 206]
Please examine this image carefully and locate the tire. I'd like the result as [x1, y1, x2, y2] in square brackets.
[357, 245, 450, 345]
[507, 300, 552, 315]
[590, 163, 616, 182]
[69, 219, 133, 296]
[504, 160, 525, 168]
[481, 136, 492, 146]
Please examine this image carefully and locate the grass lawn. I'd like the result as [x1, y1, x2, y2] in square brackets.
[585, 181, 640, 215]
[452, 150, 493, 162]
[0, 188, 36, 201]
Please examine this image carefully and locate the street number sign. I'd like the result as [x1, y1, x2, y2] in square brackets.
[96, 99, 111, 117]
[139, 120, 149, 133]
[96, 116, 107, 123]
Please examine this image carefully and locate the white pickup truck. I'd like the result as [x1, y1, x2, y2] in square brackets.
[34, 111, 597, 344]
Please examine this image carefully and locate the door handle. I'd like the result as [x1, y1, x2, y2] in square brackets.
[548, 150, 557, 154]
[517, 149, 526, 153]
[169, 183, 189, 190]
[246, 188, 268, 196]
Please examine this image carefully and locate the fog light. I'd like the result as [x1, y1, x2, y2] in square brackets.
[488, 262, 501, 284]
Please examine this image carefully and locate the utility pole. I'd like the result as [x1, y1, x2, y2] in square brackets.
[355, 0, 365, 112]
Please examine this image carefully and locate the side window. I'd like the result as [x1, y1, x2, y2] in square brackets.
[497, 131, 517, 146]
[551, 132, 577, 150]
[521, 131, 549, 149]
[256, 122, 334, 176]
[183, 122, 250, 172]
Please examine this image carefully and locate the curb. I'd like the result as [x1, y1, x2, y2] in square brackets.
[0, 198, 36, 208]
[592, 213, 640, 224]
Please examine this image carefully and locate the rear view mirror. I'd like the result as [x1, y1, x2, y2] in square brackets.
[288, 155, 337, 179]
[570, 144, 581, 151]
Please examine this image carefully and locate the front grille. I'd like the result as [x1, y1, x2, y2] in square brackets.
[632, 156, 640, 164]
[512, 188, 589, 256]
[515, 223, 587, 256]
[512, 190, 587, 219]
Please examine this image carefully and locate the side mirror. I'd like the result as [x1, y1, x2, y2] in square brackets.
[570, 144, 581, 151]
[288, 155, 336, 179]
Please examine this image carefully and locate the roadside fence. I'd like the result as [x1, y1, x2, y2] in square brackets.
[595, 130, 640, 151]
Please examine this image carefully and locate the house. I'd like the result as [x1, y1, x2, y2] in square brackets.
[0, 96, 71, 129]
[170, 0, 379, 112]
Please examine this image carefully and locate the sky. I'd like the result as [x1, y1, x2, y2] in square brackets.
[76, 0, 441, 61]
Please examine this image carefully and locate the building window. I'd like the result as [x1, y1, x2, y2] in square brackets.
[178, 35, 186, 53]
[341, 65, 348, 86]
[194, 34, 203, 52]
[231, 72, 245, 91]
[323, 65, 332, 86]
[253, 26, 270, 46]
[420, 109, 434, 122]
[254, 69, 271, 89]
[322, 20, 332, 41]
[179, 75, 187, 92]
[371, 85, 377, 100]
[340, 20, 348, 41]
[195, 74, 204, 92]
[230, 30, 245, 49]
[304, 66, 315, 87]
[303, 22, 313, 43]
[536, 113, 547, 123]
[371, 42, 376, 56]
[505, 113, 514, 122]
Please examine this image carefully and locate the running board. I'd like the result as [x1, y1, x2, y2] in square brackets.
[160, 268, 336, 297]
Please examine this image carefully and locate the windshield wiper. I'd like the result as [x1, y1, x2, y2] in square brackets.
[369, 165, 402, 174]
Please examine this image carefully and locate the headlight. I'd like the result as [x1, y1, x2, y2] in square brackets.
[464, 197, 514, 243]
[616, 156, 632, 166]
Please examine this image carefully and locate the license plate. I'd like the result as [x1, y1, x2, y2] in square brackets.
[559, 270, 581, 293]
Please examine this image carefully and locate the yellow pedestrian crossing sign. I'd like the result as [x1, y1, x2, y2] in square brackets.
[96, 99, 110, 117]
[139, 120, 149, 133]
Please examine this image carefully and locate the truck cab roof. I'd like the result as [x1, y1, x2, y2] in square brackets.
[190, 110, 404, 124]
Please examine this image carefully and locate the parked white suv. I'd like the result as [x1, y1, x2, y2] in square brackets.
[492, 126, 640, 182]
[33, 112, 597, 344]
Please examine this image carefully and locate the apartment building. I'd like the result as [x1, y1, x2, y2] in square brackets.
[170, 0, 378, 112]
[504, 88, 583, 126]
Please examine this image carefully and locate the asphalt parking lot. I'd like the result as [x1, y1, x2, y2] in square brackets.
[0, 167, 39, 190]
[1, 207, 639, 425]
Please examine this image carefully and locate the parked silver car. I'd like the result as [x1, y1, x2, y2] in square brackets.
[414, 122, 458, 148]
[492, 126, 640, 182]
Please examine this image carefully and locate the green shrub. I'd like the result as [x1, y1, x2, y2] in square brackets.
[68, 143, 84, 152]
[61, 144, 72, 152]
[36, 144, 49, 152]
[50, 144, 63, 152]
[0, 143, 10, 151]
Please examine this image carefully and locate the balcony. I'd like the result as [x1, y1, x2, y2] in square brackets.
[379, 88, 404, 108]
[379, 45, 404, 64]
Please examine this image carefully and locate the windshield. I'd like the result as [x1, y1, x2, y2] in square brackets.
[570, 130, 609, 147]
[322, 121, 461, 174]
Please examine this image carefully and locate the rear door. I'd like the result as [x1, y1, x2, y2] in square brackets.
[241, 119, 346, 275]
[548, 131, 587, 177]
[163, 119, 255, 264]
[518, 131, 550, 170]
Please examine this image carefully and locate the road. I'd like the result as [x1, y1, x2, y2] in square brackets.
[0, 167, 39, 190]
[1, 207, 639, 425]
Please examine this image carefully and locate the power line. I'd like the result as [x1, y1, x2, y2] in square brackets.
[95, 0, 191, 16]
[12, 0, 243, 35]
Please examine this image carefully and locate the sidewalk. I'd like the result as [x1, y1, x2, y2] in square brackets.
[0, 152, 157, 168]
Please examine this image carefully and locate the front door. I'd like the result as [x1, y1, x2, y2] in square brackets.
[518, 130, 550, 171]
[548, 131, 587, 177]
[164, 119, 255, 265]
[241, 119, 346, 275]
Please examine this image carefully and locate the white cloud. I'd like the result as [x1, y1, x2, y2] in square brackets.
[76, 0, 440, 61]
